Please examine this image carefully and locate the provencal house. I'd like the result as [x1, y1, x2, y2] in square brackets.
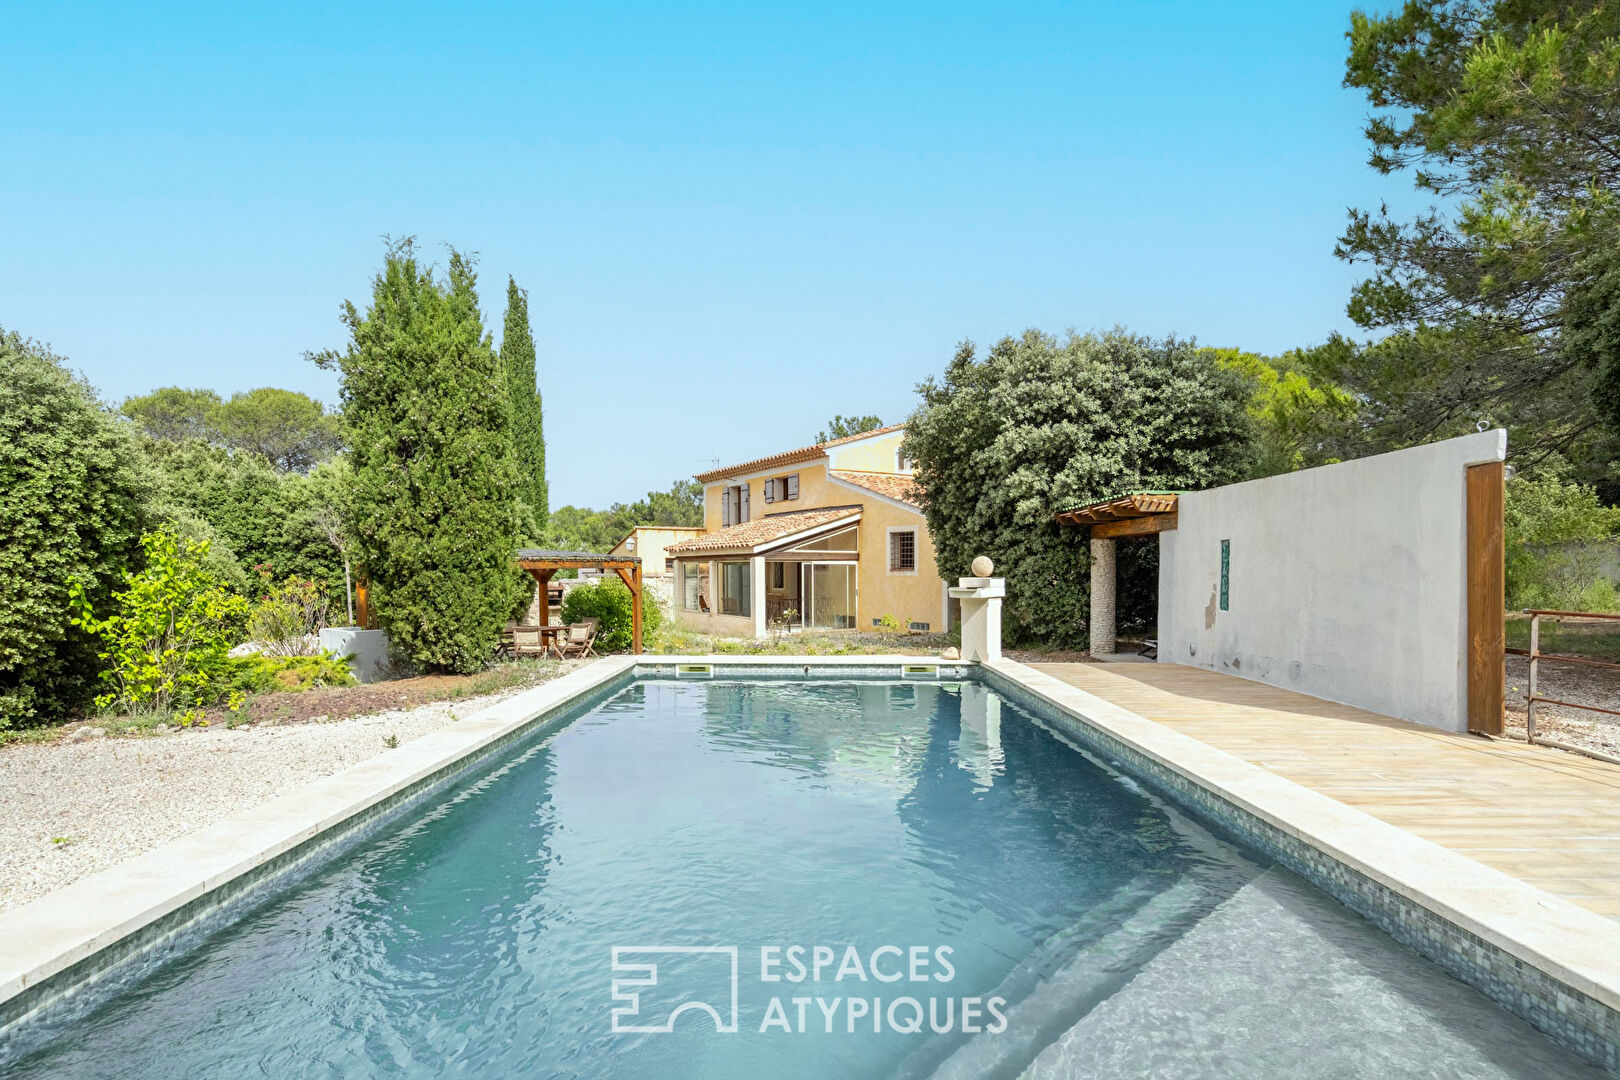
[667, 425, 947, 636]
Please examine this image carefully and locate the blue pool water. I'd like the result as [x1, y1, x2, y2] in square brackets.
[8, 680, 1598, 1078]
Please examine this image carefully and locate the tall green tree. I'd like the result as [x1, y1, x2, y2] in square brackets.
[1335, 0, 1620, 479]
[540, 479, 704, 552]
[904, 330, 1254, 647]
[1203, 347, 1359, 477]
[140, 439, 351, 606]
[212, 387, 342, 471]
[502, 276, 547, 536]
[123, 385, 342, 472]
[121, 387, 222, 442]
[312, 240, 521, 672]
[817, 414, 885, 442]
[1, 328, 154, 725]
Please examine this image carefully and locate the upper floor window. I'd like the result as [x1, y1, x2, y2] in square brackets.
[762, 474, 799, 504]
[721, 483, 750, 526]
[896, 449, 913, 472]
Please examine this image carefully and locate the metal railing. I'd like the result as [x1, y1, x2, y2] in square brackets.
[1507, 610, 1620, 765]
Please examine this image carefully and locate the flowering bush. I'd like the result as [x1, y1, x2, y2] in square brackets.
[248, 575, 330, 657]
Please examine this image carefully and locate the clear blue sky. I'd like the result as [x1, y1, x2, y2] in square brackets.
[3, 1, 1419, 508]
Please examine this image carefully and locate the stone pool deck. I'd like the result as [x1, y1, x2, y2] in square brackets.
[1033, 661, 1620, 920]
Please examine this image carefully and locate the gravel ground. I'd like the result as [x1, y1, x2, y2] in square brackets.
[0, 670, 586, 914]
[1504, 653, 1620, 759]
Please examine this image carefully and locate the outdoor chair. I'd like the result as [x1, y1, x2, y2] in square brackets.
[556, 618, 598, 659]
[511, 626, 548, 659]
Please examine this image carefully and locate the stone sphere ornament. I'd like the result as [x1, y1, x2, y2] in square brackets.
[971, 556, 994, 577]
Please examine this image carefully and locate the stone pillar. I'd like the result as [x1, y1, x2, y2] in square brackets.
[951, 568, 1006, 664]
[1089, 536, 1116, 656]
[751, 555, 767, 638]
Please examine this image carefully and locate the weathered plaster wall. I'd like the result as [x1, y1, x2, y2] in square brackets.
[1157, 430, 1506, 731]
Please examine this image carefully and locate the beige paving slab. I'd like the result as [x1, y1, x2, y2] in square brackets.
[1031, 661, 1620, 919]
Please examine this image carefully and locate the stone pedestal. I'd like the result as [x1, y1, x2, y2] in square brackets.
[949, 576, 1006, 663]
[318, 627, 393, 684]
[1089, 536, 1117, 656]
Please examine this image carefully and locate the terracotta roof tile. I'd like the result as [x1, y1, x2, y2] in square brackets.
[829, 470, 923, 508]
[665, 505, 862, 554]
[693, 424, 907, 483]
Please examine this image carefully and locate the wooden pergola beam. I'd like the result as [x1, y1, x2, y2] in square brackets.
[516, 558, 640, 571]
[1091, 512, 1179, 539]
[611, 564, 645, 655]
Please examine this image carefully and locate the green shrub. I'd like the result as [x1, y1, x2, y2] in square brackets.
[71, 531, 249, 718]
[225, 652, 357, 693]
[560, 577, 663, 652]
[0, 329, 154, 727]
[1505, 475, 1620, 612]
[142, 439, 350, 612]
[247, 577, 331, 656]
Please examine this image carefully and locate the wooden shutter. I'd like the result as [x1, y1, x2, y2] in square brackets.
[722, 488, 733, 526]
[764, 479, 776, 503]
[787, 474, 799, 500]
[741, 484, 751, 522]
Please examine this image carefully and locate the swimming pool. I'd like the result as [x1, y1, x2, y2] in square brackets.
[5, 679, 1599, 1077]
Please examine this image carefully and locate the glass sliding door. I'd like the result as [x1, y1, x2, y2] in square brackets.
[719, 560, 752, 617]
[804, 562, 856, 629]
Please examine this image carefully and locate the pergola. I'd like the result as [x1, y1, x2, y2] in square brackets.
[1054, 492, 1180, 657]
[1053, 491, 1179, 536]
[515, 549, 645, 654]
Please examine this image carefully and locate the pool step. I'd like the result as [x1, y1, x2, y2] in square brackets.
[1015, 869, 1592, 1080]
[906, 878, 1228, 1080]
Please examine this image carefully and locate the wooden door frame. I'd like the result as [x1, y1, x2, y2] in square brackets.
[1466, 461, 1505, 735]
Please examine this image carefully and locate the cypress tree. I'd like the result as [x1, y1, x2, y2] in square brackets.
[319, 240, 521, 672]
[501, 277, 547, 536]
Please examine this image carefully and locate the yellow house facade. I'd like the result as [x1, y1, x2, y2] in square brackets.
[667, 425, 949, 637]
[608, 525, 705, 577]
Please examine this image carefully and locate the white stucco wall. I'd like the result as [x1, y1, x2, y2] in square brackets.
[1157, 430, 1506, 731]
